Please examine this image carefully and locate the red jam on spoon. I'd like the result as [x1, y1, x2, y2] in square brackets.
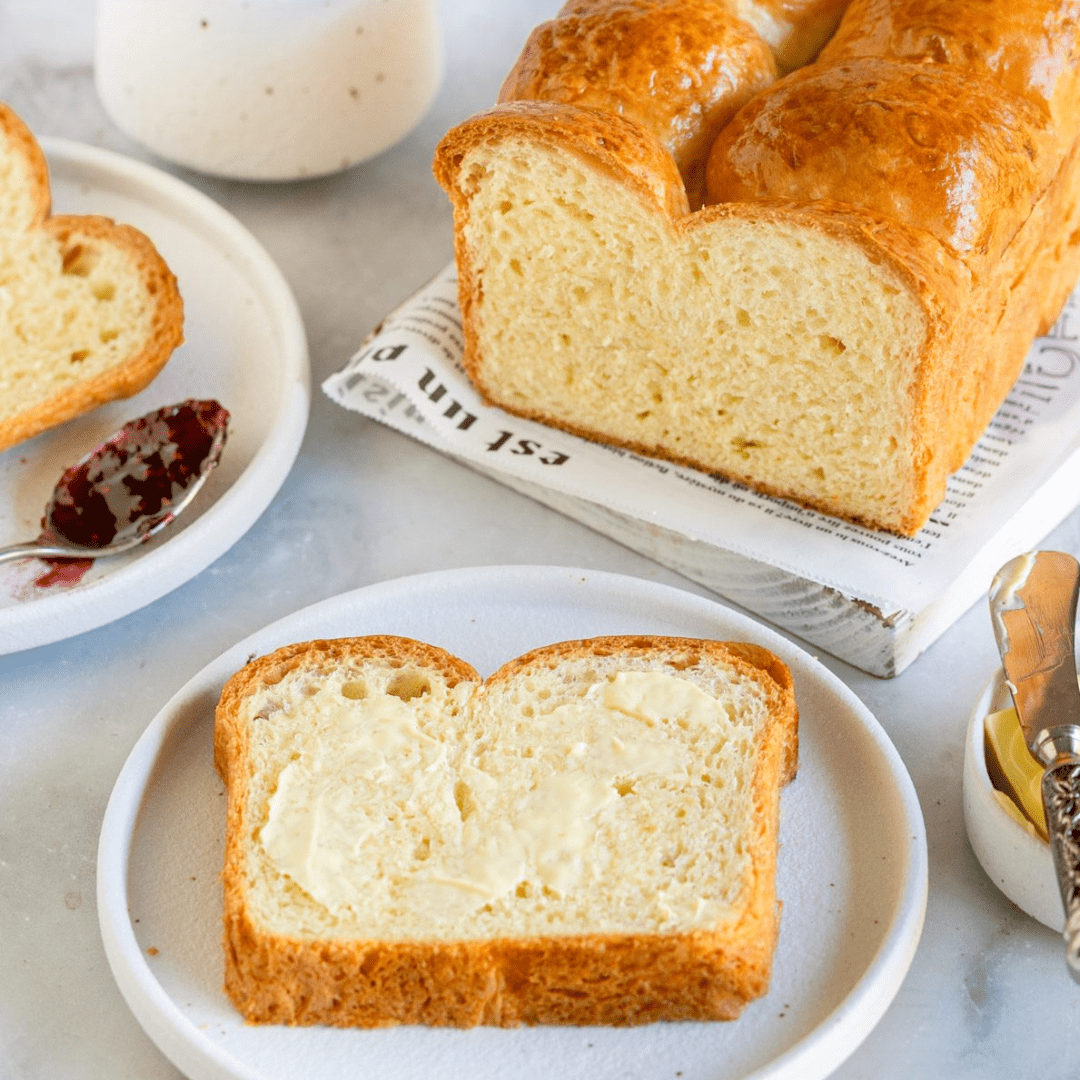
[44, 399, 229, 549]
[1, 399, 229, 586]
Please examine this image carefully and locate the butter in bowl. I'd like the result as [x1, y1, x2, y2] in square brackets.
[963, 671, 1061, 931]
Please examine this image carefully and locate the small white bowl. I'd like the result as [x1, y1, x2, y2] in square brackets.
[962, 670, 1062, 931]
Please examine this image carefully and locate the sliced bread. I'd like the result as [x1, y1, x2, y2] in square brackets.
[214, 633, 798, 1027]
[0, 102, 183, 453]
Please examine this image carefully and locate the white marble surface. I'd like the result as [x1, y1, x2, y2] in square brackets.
[2, 2, 1080, 1077]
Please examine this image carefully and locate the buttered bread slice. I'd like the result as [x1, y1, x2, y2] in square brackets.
[214, 634, 798, 1027]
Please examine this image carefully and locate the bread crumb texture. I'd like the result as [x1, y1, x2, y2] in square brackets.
[0, 103, 183, 452]
[215, 634, 798, 1027]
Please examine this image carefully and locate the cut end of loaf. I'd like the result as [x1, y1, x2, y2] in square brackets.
[216, 634, 797, 1027]
[443, 123, 940, 534]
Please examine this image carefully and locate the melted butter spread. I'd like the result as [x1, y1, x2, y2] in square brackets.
[260, 692, 451, 911]
[259, 670, 740, 928]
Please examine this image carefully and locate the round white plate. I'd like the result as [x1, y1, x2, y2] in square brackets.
[98, 566, 927, 1080]
[0, 138, 310, 653]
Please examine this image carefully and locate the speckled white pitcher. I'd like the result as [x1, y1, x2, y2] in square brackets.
[94, 0, 443, 180]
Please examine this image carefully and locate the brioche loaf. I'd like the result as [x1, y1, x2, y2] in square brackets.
[434, 0, 1080, 536]
[0, 103, 183, 453]
[214, 633, 798, 1027]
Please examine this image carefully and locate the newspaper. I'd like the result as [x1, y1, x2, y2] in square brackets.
[323, 263, 1080, 613]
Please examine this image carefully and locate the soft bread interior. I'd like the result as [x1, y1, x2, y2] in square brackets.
[240, 654, 474, 940]
[0, 219, 165, 421]
[454, 134, 931, 531]
[235, 640, 787, 943]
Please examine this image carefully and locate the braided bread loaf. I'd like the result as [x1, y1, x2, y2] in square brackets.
[434, 0, 1080, 536]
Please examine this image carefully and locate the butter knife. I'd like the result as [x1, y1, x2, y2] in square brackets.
[989, 550, 1080, 980]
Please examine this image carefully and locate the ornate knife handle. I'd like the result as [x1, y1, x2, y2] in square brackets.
[1043, 758, 1080, 982]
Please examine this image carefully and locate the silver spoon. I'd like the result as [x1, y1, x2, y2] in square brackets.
[0, 399, 229, 565]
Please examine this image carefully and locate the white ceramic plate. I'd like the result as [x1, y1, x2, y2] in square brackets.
[98, 566, 927, 1080]
[0, 138, 309, 653]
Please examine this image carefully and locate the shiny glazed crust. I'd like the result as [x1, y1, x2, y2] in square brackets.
[214, 634, 798, 1027]
[499, 0, 779, 209]
[704, 58, 1060, 267]
[0, 103, 183, 452]
[818, 0, 1080, 131]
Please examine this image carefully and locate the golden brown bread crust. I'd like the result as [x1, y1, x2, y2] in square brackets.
[1, 104, 50, 229]
[737, 0, 852, 69]
[434, 99, 691, 222]
[1007, 131, 1080, 341]
[930, 127, 1080, 478]
[704, 58, 1059, 270]
[0, 103, 183, 452]
[500, 0, 778, 208]
[220, 910, 779, 1026]
[215, 634, 798, 1028]
[819, 0, 1080, 130]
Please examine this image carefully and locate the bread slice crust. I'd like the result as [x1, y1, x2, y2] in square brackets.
[215, 634, 798, 1028]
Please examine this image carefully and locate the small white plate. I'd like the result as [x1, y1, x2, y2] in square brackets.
[962, 670, 1061, 931]
[98, 566, 927, 1080]
[0, 138, 309, 653]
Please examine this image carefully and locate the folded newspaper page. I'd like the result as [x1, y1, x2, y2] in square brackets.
[324, 263, 1080, 615]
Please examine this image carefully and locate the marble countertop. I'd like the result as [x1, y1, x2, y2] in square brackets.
[3, 2, 1080, 1077]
